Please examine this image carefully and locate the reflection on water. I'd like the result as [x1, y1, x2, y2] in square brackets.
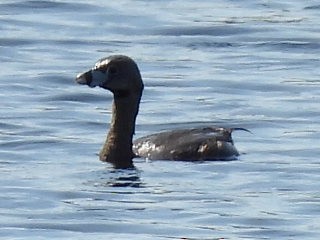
[95, 168, 143, 188]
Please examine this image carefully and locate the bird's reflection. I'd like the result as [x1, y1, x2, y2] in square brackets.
[96, 167, 143, 188]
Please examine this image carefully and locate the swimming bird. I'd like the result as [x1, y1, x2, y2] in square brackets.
[76, 55, 244, 169]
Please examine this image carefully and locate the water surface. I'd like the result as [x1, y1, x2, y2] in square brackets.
[1, 0, 320, 239]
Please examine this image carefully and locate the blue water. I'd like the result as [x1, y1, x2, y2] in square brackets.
[1, 0, 320, 239]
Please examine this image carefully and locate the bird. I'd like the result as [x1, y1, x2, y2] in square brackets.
[76, 55, 246, 169]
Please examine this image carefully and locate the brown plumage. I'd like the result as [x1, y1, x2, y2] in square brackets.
[76, 55, 245, 169]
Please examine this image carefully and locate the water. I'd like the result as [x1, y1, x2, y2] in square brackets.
[1, 0, 320, 239]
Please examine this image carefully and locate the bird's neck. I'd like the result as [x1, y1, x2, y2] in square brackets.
[100, 92, 141, 169]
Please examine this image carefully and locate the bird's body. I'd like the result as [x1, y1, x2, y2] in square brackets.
[76, 55, 244, 168]
[133, 127, 240, 161]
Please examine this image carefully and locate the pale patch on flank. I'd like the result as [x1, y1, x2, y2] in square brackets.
[136, 141, 163, 160]
[198, 144, 208, 153]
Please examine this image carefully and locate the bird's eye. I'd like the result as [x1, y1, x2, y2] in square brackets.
[108, 66, 118, 75]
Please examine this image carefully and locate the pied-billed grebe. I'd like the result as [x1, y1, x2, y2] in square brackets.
[76, 55, 245, 169]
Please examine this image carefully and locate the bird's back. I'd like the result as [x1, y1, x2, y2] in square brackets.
[133, 127, 240, 161]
